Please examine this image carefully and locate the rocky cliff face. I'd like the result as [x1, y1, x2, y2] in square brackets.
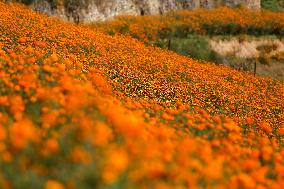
[30, 0, 261, 23]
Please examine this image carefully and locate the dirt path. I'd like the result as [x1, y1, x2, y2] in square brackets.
[209, 37, 284, 81]
[209, 37, 284, 58]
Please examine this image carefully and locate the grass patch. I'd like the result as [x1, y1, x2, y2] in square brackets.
[155, 35, 219, 62]
[261, 0, 284, 11]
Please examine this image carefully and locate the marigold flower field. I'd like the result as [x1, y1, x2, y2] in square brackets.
[1, 2, 284, 189]
[92, 7, 284, 43]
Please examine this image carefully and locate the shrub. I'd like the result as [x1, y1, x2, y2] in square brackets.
[173, 24, 193, 38]
[261, 0, 284, 11]
[20, 0, 35, 5]
[156, 35, 219, 62]
[259, 54, 272, 65]
[158, 27, 173, 39]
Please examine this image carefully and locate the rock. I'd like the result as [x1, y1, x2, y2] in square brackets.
[33, 0, 53, 15]
[27, 0, 261, 22]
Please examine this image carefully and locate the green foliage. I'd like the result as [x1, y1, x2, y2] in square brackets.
[20, 0, 35, 5]
[173, 24, 194, 38]
[202, 22, 245, 35]
[158, 27, 174, 39]
[156, 35, 219, 62]
[202, 22, 281, 36]
[261, 0, 284, 11]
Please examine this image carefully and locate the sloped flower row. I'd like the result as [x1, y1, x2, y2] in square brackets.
[91, 7, 284, 43]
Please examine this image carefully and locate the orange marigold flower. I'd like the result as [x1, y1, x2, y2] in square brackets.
[45, 180, 65, 189]
[91, 73, 112, 94]
[44, 138, 59, 153]
[71, 147, 91, 164]
[102, 148, 129, 184]
[277, 127, 284, 136]
[259, 121, 272, 134]
[9, 95, 25, 120]
[161, 112, 174, 121]
[237, 173, 256, 189]
[0, 96, 8, 106]
[10, 118, 37, 150]
[92, 122, 113, 147]
[41, 111, 59, 128]
[2, 151, 12, 162]
[106, 105, 143, 137]
[223, 119, 240, 132]
[245, 117, 254, 125]
[18, 37, 26, 43]
[0, 124, 6, 141]
[50, 53, 59, 62]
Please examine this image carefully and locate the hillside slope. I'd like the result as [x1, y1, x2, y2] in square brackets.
[0, 2, 284, 189]
[13, 0, 260, 22]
